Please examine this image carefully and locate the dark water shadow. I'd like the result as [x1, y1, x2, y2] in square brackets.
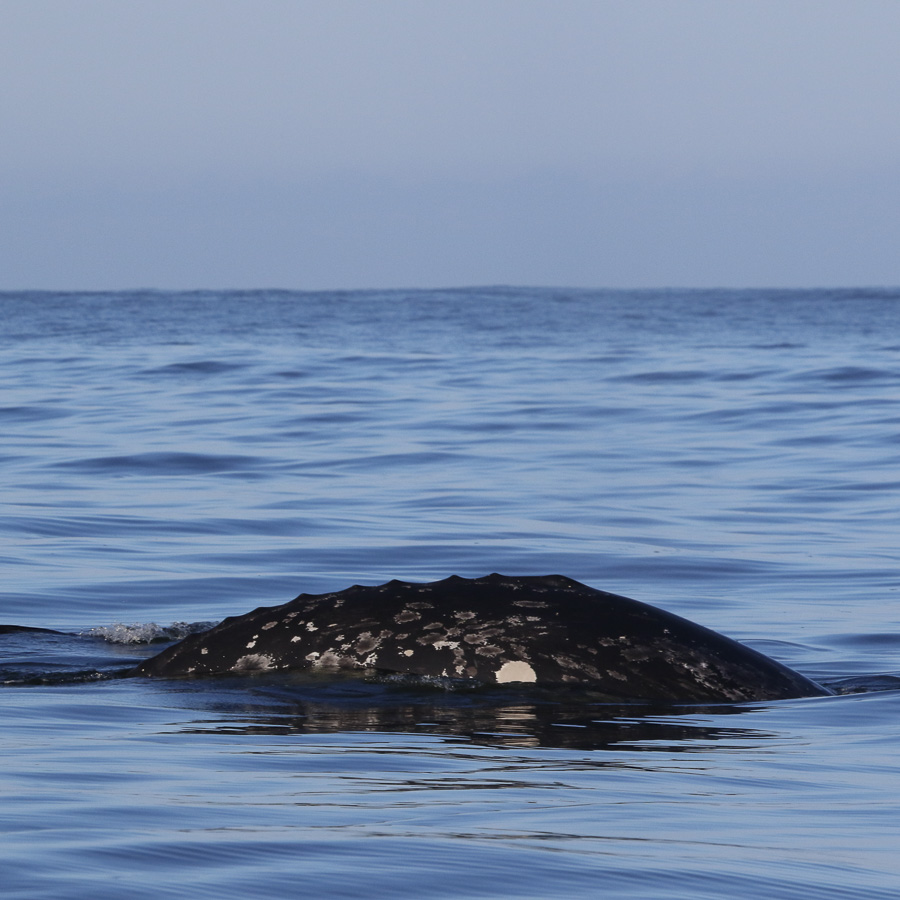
[148, 671, 787, 752]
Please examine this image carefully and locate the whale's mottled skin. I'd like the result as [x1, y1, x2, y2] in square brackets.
[132, 574, 830, 701]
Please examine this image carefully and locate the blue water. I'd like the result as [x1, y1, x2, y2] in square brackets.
[2, 288, 900, 898]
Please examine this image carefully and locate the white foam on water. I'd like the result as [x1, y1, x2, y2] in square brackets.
[87, 621, 217, 645]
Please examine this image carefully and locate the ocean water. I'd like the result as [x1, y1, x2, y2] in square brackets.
[1, 288, 899, 899]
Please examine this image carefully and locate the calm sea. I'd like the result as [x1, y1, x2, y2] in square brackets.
[2, 288, 899, 899]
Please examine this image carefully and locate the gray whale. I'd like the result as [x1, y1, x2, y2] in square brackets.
[133, 574, 830, 701]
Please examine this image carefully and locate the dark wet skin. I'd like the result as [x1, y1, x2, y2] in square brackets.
[131, 574, 831, 702]
[0, 624, 64, 635]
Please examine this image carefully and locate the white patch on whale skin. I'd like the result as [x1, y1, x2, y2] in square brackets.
[432, 640, 460, 651]
[354, 631, 383, 654]
[495, 660, 537, 683]
[313, 649, 347, 668]
[231, 653, 275, 673]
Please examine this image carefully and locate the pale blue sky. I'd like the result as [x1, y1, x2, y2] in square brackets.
[2, 0, 898, 289]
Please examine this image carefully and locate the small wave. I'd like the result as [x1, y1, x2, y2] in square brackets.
[825, 673, 900, 694]
[0, 404, 70, 422]
[53, 452, 262, 476]
[87, 621, 217, 645]
[795, 365, 896, 385]
[611, 369, 709, 384]
[2, 668, 129, 687]
[141, 360, 248, 377]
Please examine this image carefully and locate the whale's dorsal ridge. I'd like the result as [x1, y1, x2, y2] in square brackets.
[132, 574, 831, 702]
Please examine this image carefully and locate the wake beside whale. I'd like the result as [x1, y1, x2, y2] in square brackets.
[131, 574, 830, 702]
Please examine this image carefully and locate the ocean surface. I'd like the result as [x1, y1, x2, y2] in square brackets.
[2, 288, 899, 899]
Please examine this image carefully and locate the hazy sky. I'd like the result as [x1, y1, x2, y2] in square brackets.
[2, 0, 899, 290]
